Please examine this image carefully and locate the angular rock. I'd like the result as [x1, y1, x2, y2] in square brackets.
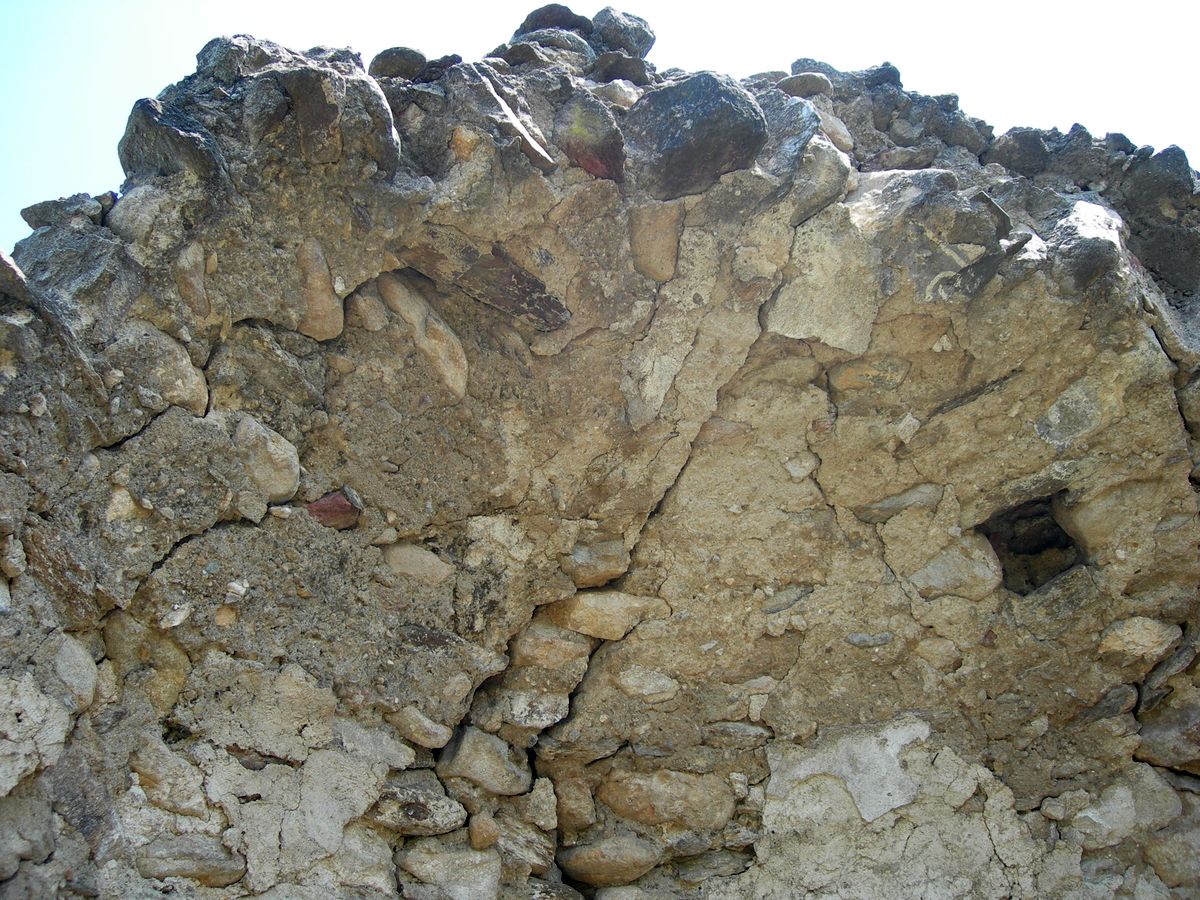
[1069, 764, 1181, 850]
[561, 538, 630, 587]
[135, 834, 247, 888]
[436, 726, 532, 795]
[985, 127, 1051, 176]
[543, 590, 667, 640]
[623, 73, 768, 200]
[387, 705, 454, 749]
[366, 770, 467, 835]
[235, 415, 300, 504]
[555, 92, 625, 182]
[777, 72, 832, 98]
[305, 486, 363, 529]
[399, 841, 502, 899]
[591, 7, 655, 58]
[589, 51, 652, 86]
[118, 98, 225, 180]
[1097, 617, 1181, 667]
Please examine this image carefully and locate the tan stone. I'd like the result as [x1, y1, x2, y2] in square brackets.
[130, 734, 207, 817]
[598, 770, 735, 832]
[562, 538, 630, 588]
[543, 590, 667, 641]
[377, 271, 468, 399]
[510, 619, 594, 669]
[386, 705, 454, 749]
[398, 841, 502, 899]
[1098, 617, 1181, 667]
[135, 834, 246, 888]
[554, 777, 597, 834]
[470, 812, 501, 849]
[382, 543, 454, 584]
[436, 726, 532, 795]
[914, 636, 962, 672]
[629, 201, 685, 282]
[558, 834, 661, 887]
[295, 236, 344, 341]
[345, 289, 389, 331]
[613, 664, 679, 702]
[234, 414, 300, 504]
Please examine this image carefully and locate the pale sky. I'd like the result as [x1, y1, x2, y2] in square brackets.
[2, 0, 1195, 253]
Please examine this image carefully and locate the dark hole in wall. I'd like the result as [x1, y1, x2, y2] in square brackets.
[979, 495, 1081, 595]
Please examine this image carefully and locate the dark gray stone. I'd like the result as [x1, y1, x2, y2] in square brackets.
[514, 4, 593, 38]
[414, 54, 463, 84]
[756, 90, 820, 178]
[591, 7, 655, 59]
[20, 194, 103, 230]
[275, 68, 344, 165]
[986, 127, 1051, 176]
[859, 62, 902, 88]
[1127, 145, 1197, 206]
[518, 27, 596, 63]
[117, 98, 226, 181]
[589, 50, 651, 86]
[369, 46, 427, 80]
[623, 72, 768, 200]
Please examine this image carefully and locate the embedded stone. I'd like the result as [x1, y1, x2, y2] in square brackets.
[305, 486, 363, 529]
[558, 834, 661, 887]
[436, 726, 532, 795]
[554, 92, 625, 181]
[543, 590, 667, 640]
[370, 47, 427, 80]
[623, 72, 768, 200]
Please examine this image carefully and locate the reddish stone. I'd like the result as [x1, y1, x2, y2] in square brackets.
[306, 486, 363, 529]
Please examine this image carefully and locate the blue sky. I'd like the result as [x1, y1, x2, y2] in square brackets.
[3, 0, 1196, 254]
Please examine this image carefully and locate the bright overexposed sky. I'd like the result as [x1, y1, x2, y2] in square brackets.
[2, 0, 1195, 253]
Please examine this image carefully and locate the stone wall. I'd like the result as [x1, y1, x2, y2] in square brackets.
[2, 5, 1199, 897]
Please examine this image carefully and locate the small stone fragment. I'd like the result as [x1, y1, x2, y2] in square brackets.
[629, 201, 685, 282]
[367, 770, 467, 836]
[777, 72, 832, 97]
[306, 486, 363, 529]
[613, 664, 679, 702]
[561, 538, 629, 588]
[295, 236, 344, 341]
[235, 415, 300, 503]
[1098, 617, 1181, 667]
[383, 543, 454, 584]
[135, 834, 246, 888]
[386, 705, 454, 749]
[543, 590, 667, 640]
[130, 734, 207, 817]
[436, 726, 532, 795]
[470, 811, 502, 849]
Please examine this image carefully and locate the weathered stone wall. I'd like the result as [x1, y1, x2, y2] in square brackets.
[2, 5, 1199, 897]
